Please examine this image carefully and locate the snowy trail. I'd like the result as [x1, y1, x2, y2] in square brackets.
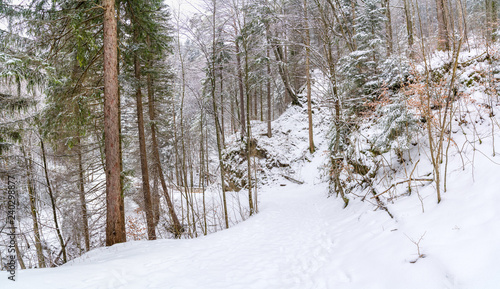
[0, 150, 418, 289]
[3, 129, 500, 288]
[0, 141, 364, 289]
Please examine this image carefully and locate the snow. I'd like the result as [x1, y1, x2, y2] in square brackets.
[3, 110, 500, 288]
[3, 58, 500, 289]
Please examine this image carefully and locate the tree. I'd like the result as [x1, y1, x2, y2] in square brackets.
[103, 0, 126, 246]
[436, 0, 450, 50]
[140, 0, 183, 237]
[303, 0, 314, 153]
[125, 0, 156, 240]
[486, 0, 498, 42]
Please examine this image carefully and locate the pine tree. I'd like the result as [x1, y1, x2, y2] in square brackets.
[339, 0, 386, 105]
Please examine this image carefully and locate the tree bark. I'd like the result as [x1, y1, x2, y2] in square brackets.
[213, 0, 229, 228]
[486, 0, 498, 42]
[242, 20, 254, 216]
[146, 42, 183, 238]
[40, 139, 67, 263]
[220, 64, 225, 146]
[235, 39, 246, 137]
[103, 0, 126, 246]
[304, 0, 315, 154]
[22, 147, 45, 268]
[382, 0, 393, 56]
[435, 0, 450, 51]
[133, 26, 156, 241]
[77, 137, 90, 251]
[268, 33, 302, 107]
[266, 35, 272, 138]
[403, 0, 415, 57]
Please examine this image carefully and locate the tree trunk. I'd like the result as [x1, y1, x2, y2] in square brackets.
[40, 139, 67, 263]
[213, 0, 229, 228]
[235, 39, 246, 137]
[146, 42, 183, 238]
[242, 22, 254, 216]
[435, 0, 450, 50]
[304, 0, 315, 154]
[266, 38, 272, 138]
[77, 137, 90, 251]
[403, 0, 415, 57]
[486, 0, 498, 42]
[220, 65, 225, 146]
[22, 147, 45, 268]
[103, 0, 126, 246]
[133, 26, 156, 241]
[14, 236, 26, 269]
[268, 33, 302, 107]
[382, 0, 393, 56]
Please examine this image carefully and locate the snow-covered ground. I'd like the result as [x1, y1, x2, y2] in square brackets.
[2, 111, 500, 288]
[3, 53, 500, 288]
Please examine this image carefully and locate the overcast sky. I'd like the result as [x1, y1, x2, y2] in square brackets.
[165, 0, 206, 19]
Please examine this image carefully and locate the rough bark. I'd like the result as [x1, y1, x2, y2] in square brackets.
[103, 0, 126, 246]
[403, 0, 415, 57]
[23, 147, 45, 268]
[382, 0, 393, 56]
[133, 26, 156, 241]
[486, 0, 498, 42]
[235, 39, 246, 136]
[213, 0, 229, 228]
[304, 0, 315, 154]
[266, 34, 272, 138]
[146, 46, 183, 238]
[77, 138, 90, 251]
[40, 139, 67, 263]
[435, 0, 450, 51]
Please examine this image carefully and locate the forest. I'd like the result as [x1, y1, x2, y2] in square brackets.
[1, 0, 500, 287]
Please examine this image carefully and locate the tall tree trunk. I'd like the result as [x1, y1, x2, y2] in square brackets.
[77, 137, 90, 251]
[14, 237, 26, 269]
[220, 65, 225, 146]
[266, 37, 272, 138]
[40, 139, 67, 263]
[403, 0, 415, 57]
[382, 0, 393, 56]
[103, 0, 126, 246]
[435, 0, 450, 50]
[213, 0, 229, 228]
[260, 85, 263, 122]
[116, 0, 126, 244]
[268, 32, 302, 107]
[304, 0, 315, 154]
[315, 0, 349, 206]
[22, 147, 45, 268]
[146, 39, 183, 238]
[486, 0, 498, 42]
[235, 39, 246, 137]
[231, 96, 236, 133]
[242, 23, 254, 216]
[199, 110, 207, 235]
[133, 26, 156, 241]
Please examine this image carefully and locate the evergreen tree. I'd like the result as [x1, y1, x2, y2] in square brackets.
[339, 0, 386, 105]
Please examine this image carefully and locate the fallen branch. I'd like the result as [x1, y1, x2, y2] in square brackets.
[371, 178, 433, 199]
[281, 174, 304, 184]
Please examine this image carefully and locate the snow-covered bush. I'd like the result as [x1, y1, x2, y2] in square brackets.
[369, 95, 419, 156]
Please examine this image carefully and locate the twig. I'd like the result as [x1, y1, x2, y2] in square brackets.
[372, 178, 433, 199]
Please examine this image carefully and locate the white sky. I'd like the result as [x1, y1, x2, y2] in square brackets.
[165, 0, 206, 19]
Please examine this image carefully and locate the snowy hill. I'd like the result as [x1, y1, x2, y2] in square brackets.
[3, 57, 500, 289]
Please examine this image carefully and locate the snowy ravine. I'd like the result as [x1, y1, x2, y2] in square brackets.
[3, 65, 500, 288]
[2, 120, 500, 289]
